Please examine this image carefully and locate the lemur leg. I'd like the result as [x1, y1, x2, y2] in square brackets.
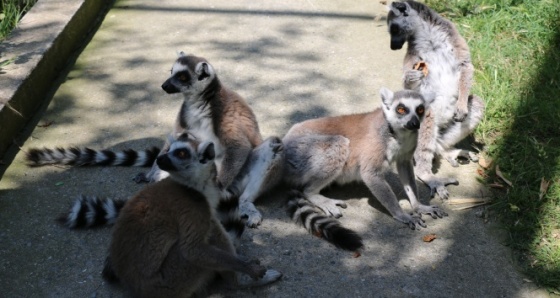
[415, 111, 459, 199]
[283, 135, 350, 218]
[438, 95, 485, 167]
[236, 137, 285, 228]
[396, 160, 447, 219]
[361, 169, 426, 230]
[134, 139, 171, 183]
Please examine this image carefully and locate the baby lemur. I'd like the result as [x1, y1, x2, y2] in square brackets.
[387, 0, 485, 199]
[280, 88, 446, 231]
[103, 133, 281, 297]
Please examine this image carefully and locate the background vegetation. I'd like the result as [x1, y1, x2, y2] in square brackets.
[0, 0, 37, 41]
[425, 0, 560, 291]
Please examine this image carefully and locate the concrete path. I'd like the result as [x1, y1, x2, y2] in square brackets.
[0, 0, 549, 297]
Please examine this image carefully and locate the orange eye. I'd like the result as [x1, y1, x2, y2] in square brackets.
[174, 149, 190, 159]
[416, 106, 424, 115]
[178, 74, 187, 82]
[397, 106, 407, 115]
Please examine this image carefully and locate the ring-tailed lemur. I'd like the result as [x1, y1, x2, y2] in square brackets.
[26, 53, 284, 227]
[387, 1, 485, 199]
[280, 88, 446, 230]
[101, 134, 282, 297]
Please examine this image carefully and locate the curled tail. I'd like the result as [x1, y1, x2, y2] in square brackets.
[287, 192, 363, 252]
[58, 195, 127, 229]
[26, 146, 160, 167]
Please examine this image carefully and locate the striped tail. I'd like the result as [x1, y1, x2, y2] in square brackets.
[287, 192, 363, 252]
[216, 195, 245, 240]
[58, 195, 127, 229]
[26, 146, 160, 167]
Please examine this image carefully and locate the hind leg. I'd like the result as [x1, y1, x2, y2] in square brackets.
[438, 95, 485, 167]
[415, 112, 459, 199]
[236, 137, 285, 227]
[283, 135, 350, 217]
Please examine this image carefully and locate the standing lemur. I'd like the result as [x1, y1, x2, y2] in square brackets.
[387, 0, 485, 199]
[102, 133, 282, 298]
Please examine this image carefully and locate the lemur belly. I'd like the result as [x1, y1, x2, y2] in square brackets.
[418, 43, 460, 125]
[183, 103, 224, 173]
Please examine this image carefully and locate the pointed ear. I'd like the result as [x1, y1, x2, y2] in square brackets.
[177, 51, 186, 58]
[379, 87, 394, 110]
[391, 1, 410, 16]
[195, 62, 214, 81]
[198, 142, 215, 164]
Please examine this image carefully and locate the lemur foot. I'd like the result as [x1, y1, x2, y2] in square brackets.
[443, 149, 478, 167]
[421, 177, 459, 200]
[134, 168, 169, 184]
[237, 269, 283, 287]
[394, 213, 426, 230]
[413, 204, 448, 219]
[307, 194, 347, 218]
[239, 201, 263, 228]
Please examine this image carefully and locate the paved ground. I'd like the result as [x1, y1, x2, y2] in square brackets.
[0, 0, 551, 297]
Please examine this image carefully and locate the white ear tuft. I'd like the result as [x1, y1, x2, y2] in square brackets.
[379, 87, 394, 109]
[421, 91, 436, 106]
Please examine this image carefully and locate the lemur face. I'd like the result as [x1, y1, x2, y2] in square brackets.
[380, 88, 434, 131]
[386, 2, 416, 50]
[161, 53, 216, 95]
[156, 133, 216, 181]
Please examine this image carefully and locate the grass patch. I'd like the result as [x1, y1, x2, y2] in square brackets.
[0, 0, 37, 41]
[426, 0, 560, 290]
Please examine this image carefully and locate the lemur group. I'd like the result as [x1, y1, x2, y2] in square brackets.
[26, 1, 485, 297]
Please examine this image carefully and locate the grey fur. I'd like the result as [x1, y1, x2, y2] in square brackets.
[150, 54, 285, 227]
[104, 134, 281, 297]
[281, 88, 446, 229]
[387, 0, 485, 199]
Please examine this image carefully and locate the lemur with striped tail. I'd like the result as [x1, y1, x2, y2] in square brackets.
[387, 1, 485, 199]
[101, 134, 282, 297]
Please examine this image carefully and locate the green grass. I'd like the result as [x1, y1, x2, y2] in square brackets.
[0, 0, 37, 41]
[425, 0, 560, 291]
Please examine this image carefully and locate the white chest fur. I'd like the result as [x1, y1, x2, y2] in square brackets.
[182, 98, 224, 172]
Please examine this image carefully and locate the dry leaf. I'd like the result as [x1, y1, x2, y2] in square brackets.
[539, 177, 550, 200]
[353, 251, 361, 258]
[37, 120, 54, 128]
[478, 156, 493, 169]
[413, 61, 429, 77]
[476, 168, 489, 178]
[422, 234, 437, 242]
[379, 0, 387, 5]
[495, 165, 513, 187]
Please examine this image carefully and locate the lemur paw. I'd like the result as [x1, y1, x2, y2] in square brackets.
[414, 204, 448, 219]
[240, 202, 263, 228]
[307, 195, 347, 218]
[395, 213, 426, 230]
[426, 178, 459, 200]
[453, 108, 468, 122]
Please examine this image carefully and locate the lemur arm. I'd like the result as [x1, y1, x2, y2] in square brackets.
[396, 160, 447, 219]
[218, 138, 252, 190]
[403, 51, 425, 90]
[361, 169, 425, 230]
[454, 59, 474, 122]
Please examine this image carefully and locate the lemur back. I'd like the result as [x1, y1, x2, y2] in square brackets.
[103, 134, 281, 297]
[387, 0, 485, 199]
